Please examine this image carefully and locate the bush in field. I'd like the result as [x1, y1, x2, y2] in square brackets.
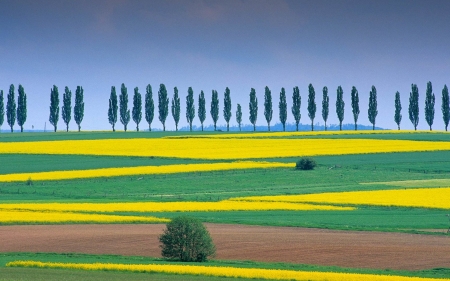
[296, 157, 317, 170]
[159, 216, 215, 262]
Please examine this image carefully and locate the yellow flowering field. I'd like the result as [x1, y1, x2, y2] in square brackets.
[0, 161, 292, 182]
[0, 200, 354, 214]
[232, 187, 450, 209]
[0, 138, 450, 159]
[7, 261, 449, 281]
[166, 130, 447, 139]
[0, 210, 168, 224]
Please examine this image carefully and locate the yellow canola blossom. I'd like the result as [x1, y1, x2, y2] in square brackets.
[0, 200, 354, 213]
[1, 138, 450, 159]
[7, 261, 448, 281]
[166, 130, 447, 139]
[0, 161, 292, 182]
[0, 210, 168, 224]
[233, 187, 450, 209]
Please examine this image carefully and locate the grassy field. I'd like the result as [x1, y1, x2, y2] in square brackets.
[1, 131, 449, 280]
[1, 253, 449, 280]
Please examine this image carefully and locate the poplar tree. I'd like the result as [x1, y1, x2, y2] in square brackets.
[210, 90, 219, 131]
[132, 87, 142, 131]
[249, 88, 258, 131]
[171, 87, 180, 131]
[62, 86, 71, 132]
[424, 81, 435, 131]
[223, 87, 232, 131]
[108, 86, 118, 131]
[119, 83, 130, 132]
[442, 85, 450, 131]
[74, 86, 84, 132]
[368, 85, 378, 130]
[394, 91, 402, 130]
[336, 86, 345, 131]
[186, 87, 195, 131]
[236, 103, 242, 131]
[264, 86, 273, 131]
[279, 87, 287, 131]
[0, 90, 4, 131]
[322, 86, 329, 131]
[158, 84, 169, 131]
[145, 84, 154, 131]
[7, 85, 16, 132]
[49, 85, 59, 132]
[308, 84, 316, 131]
[198, 90, 206, 131]
[350, 86, 359, 130]
[17, 85, 27, 133]
[409, 84, 419, 130]
[292, 86, 301, 131]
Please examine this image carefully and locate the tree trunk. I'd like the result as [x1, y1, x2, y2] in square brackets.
[10, 126, 13, 133]
[296, 123, 298, 131]
[78, 125, 81, 132]
[268, 123, 270, 132]
[339, 122, 342, 131]
[311, 121, 314, 131]
[214, 123, 216, 131]
[190, 123, 192, 132]
[66, 124, 69, 132]
[149, 124, 151, 132]
[354, 123, 357, 131]
[21, 126, 23, 133]
[201, 124, 204, 131]
[163, 123, 165, 131]
[136, 125, 139, 132]
[54, 126, 57, 132]
[398, 125, 400, 130]
[227, 123, 229, 132]
[373, 123, 375, 130]
[253, 124, 256, 131]
[325, 122, 327, 131]
[239, 124, 241, 131]
[283, 123, 285, 132]
[124, 125, 127, 132]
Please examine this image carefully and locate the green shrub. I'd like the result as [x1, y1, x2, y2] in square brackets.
[26, 177, 33, 186]
[296, 157, 317, 170]
[159, 216, 216, 262]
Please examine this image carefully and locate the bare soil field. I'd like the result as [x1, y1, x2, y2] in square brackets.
[1, 224, 449, 270]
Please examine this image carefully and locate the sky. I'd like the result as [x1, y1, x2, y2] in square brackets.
[1, 0, 450, 131]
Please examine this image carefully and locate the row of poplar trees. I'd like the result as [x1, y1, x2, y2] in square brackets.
[48, 85, 85, 132]
[0, 85, 27, 132]
[107, 82, 450, 132]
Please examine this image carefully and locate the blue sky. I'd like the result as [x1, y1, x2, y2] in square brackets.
[1, 0, 450, 131]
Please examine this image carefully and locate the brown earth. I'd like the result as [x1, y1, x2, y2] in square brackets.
[1, 224, 449, 270]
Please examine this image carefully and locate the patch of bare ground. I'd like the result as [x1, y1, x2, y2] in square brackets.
[1, 224, 449, 270]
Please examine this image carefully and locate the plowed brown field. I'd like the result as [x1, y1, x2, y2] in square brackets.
[1, 224, 449, 270]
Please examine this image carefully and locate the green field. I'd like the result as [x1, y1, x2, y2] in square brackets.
[1, 131, 449, 280]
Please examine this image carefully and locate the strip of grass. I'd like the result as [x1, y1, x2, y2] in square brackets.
[1, 253, 449, 279]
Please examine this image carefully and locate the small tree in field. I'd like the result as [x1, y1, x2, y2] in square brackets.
[159, 216, 216, 262]
[236, 103, 242, 131]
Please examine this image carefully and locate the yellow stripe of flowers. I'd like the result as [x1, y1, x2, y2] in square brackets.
[1, 138, 450, 159]
[0, 210, 168, 224]
[0, 201, 354, 213]
[6, 261, 448, 281]
[0, 161, 292, 182]
[232, 187, 450, 209]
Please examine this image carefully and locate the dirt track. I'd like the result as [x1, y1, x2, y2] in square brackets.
[1, 224, 449, 270]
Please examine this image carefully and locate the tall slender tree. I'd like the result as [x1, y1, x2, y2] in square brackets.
[279, 87, 287, 131]
[7, 85, 16, 132]
[132, 87, 142, 131]
[17, 85, 27, 133]
[49, 85, 59, 132]
[424, 81, 435, 131]
[158, 84, 169, 131]
[74, 86, 84, 132]
[394, 91, 402, 130]
[322, 86, 329, 131]
[336, 86, 345, 131]
[210, 90, 219, 131]
[223, 87, 232, 131]
[119, 83, 130, 132]
[0, 90, 4, 131]
[145, 84, 154, 131]
[171, 87, 180, 131]
[368, 85, 378, 130]
[186, 87, 195, 131]
[264, 86, 272, 131]
[409, 84, 419, 130]
[442, 85, 450, 131]
[307, 84, 316, 131]
[236, 103, 242, 131]
[62, 86, 71, 132]
[108, 86, 118, 132]
[249, 88, 258, 131]
[292, 86, 301, 131]
[350, 86, 359, 130]
[198, 90, 206, 131]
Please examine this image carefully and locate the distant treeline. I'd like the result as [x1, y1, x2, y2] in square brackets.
[1, 82, 449, 132]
